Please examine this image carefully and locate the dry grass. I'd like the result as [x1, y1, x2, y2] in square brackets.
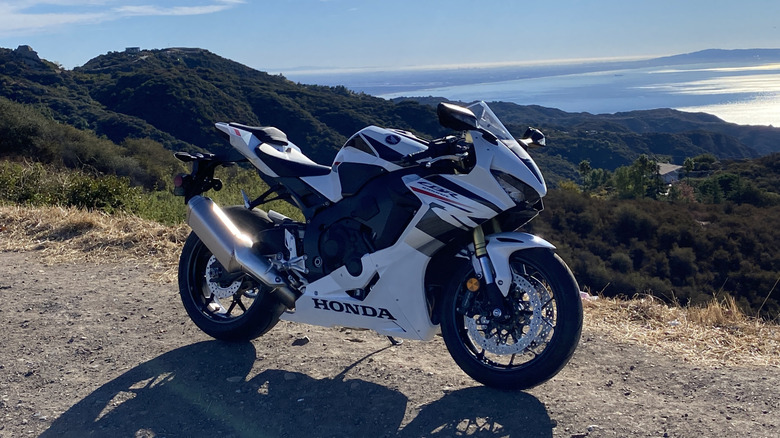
[583, 293, 780, 367]
[0, 204, 189, 281]
[2, 204, 779, 367]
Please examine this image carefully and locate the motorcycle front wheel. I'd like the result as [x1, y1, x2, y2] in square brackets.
[440, 248, 583, 390]
[178, 232, 285, 341]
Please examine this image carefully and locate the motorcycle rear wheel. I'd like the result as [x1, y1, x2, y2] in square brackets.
[440, 248, 582, 390]
[178, 232, 285, 341]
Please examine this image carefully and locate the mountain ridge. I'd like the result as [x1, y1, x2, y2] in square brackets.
[2, 45, 780, 181]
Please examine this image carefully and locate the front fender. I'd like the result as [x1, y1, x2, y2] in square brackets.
[485, 232, 556, 296]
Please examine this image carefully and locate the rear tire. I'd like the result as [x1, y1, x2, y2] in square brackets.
[439, 248, 582, 389]
[178, 232, 285, 341]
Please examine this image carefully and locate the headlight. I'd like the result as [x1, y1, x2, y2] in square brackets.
[493, 171, 543, 207]
[495, 172, 527, 203]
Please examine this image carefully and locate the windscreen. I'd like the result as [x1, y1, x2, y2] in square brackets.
[468, 101, 545, 188]
[467, 102, 516, 143]
[467, 101, 529, 156]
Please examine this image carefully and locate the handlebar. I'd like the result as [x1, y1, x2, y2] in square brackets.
[402, 135, 465, 164]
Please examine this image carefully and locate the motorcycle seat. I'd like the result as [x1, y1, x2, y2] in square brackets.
[259, 152, 332, 177]
[228, 123, 289, 147]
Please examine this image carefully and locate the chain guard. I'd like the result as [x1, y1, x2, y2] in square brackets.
[465, 273, 551, 355]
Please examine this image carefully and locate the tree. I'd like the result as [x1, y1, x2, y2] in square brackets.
[613, 155, 663, 199]
[683, 157, 695, 177]
[578, 160, 592, 177]
[692, 154, 718, 171]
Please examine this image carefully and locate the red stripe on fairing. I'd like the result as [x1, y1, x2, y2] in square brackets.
[411, 186, 471, 210]
[233, 128, 242, 136]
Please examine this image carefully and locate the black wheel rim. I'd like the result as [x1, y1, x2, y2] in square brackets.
[186, 240, 263, 323]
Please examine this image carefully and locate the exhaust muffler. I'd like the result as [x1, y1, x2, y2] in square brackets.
[186, 195, 298, 309]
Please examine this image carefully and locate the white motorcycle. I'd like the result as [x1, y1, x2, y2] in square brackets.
[173, 101, 582, 389]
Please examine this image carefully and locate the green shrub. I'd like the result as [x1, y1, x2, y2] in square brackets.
[66, 173, 136, 212]
[610, 252, 633, 274]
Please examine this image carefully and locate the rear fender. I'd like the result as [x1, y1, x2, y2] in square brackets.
[485, 232, 556, 296]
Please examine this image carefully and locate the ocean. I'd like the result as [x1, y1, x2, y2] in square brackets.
[285, 53, 780, 127]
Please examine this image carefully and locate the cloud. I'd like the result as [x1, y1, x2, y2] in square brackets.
[114, 1, 243, 17]
[0, 1, 244, 36]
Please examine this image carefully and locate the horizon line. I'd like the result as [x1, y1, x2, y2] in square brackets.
[272, 55, 661, 76]
[271, 47, 780, 77]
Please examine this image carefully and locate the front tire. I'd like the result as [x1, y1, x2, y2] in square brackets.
[178, 232, 285, 341]
[440, 248, 582, 389]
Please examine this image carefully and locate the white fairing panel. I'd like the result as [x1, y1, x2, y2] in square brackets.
[485, 232, 556, 295]
[215, 122, 325, 180]
[404, 175, 498, 229]
[344, 126, 427, 171]
[492, 136, 547, 198]
[300, 144, 383, 203]
[334, 142, 383, 167]
[301, 126, 428, 203]
[215, 122, 276, 177]
[281, 240, 438, 341]
[301, 171, 342, 203]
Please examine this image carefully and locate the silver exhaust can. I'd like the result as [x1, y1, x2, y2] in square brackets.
[186, 195, 298, 308]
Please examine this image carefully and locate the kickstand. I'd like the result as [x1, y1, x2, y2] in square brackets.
[387, 336, 403, 346]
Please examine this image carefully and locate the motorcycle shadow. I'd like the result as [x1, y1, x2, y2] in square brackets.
[41, 340, 552, 437]
[398, 387, 554, 438]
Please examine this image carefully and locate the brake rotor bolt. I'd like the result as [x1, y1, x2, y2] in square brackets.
[493, 308, 502, 317]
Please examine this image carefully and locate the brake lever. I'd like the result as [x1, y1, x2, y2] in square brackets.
[425, 153, 468, 168]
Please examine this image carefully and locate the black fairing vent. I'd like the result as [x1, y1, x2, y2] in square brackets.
[303, 171, 422, 280]
[492, 200, 544, 233]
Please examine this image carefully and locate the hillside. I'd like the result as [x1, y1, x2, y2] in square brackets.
[0, 46, 445, 165]
[489, 102, 777, 157]
[3, 45, 780, 181]
[413, 97, 771, 165]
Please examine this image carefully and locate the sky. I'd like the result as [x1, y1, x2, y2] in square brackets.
[1, 0, 779, 74]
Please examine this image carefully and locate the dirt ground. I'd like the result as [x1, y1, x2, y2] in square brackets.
[1, 249, 779, 438]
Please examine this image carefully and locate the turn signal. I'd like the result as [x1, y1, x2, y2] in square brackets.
[173, 173, 188, 197]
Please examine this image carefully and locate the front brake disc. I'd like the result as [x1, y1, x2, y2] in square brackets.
[465, 275, 544, 355]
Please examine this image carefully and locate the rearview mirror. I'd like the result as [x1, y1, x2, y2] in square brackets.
[437, 102, 478, 131]
[520, 127, 546, 149]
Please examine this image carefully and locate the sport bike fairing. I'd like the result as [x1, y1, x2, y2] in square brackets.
[213, 102, 554, 340]
[282, 130, 554, 341]
[467, 101, 547, 198]
[302, 126, 429, 203]
[297, 126, 415, 203]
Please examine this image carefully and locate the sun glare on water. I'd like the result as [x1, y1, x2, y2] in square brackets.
[665, 73, 780, 126]
[678, 94, 780, 127]
[638, 67, 780, 126]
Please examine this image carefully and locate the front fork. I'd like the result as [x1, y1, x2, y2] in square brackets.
[460, 225, 509, 318]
